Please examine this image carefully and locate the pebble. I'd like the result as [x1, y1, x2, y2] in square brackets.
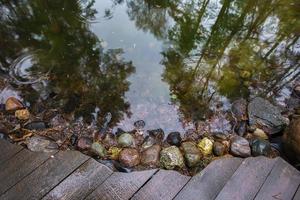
[181, 142, 202, 167]
[119, 148, 140, 167]
[160, 146, 184, 170]
[251, 139, 271, 156]
[26, 135, 58, 152]
[147, 128, 164, 142]
[230, 136, 251, 157]
[141, 144, 161, 167]
[197, 137, 213, 156]
[24, 121, 46, 130]
[91, 142, 107, 158]
[15, 109, 30, 120]
[108, 147, 122, 160]
[118, 133, 134, 147]
[77, 137, 92, 150]
[134, 120, 145, 129]
[213, 142, 226, 156]
[253, 128, 268, 140]
[5, 97, 24, 111]
[166, 132, 182, 146]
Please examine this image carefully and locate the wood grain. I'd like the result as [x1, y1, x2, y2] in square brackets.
[131, 169, 190, 200]
[0, 148, 55, 195]
[0, 150, 89, 200]
[0, 139, 23, 164]
[174, 157, 242, 200]
[254, 158, 300, 200]
[85, 169, 157, 200]
[216, 156, 276, 200]
[42, 159, 113, 200]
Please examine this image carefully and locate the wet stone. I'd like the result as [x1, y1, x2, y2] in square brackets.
[77, 137, 92, 150]
[118, 133, 134, 147]
[134, 120, 145, 129]
[119, 148, 140, 167]
[197, 137, 213, 156]
[160, 146, 184, 170]
[230, 136, 251, 157]
[24, 121, 46, 131]
[251, 139, 271, 156]
[26, 135, 58, 152]
[181, 141, 201, 168]
[141, 135, 157, 150]
[166, 132, 182, 146]
[213, 141, 226, 156]
[91, 142, 107, 158]
[141, 144, 161, 167]
[253, 128, 268, 140]
[5, 97, 24, 111]
[147, 128, 164, 142]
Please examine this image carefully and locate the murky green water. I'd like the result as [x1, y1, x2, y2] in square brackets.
[0, 0, 299, 133]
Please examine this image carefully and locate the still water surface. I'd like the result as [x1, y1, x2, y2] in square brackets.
[0, 0, 299, 133]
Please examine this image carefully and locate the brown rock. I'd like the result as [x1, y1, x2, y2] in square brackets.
[119, 148, 140, 167]
[15, 109, 30, 120]
[141, 144, 161, 167]
[230, 136, 251, 157]
[283, 117, 300, 163]
[5, 97, 24, 111]
[213, 142, 226, 156]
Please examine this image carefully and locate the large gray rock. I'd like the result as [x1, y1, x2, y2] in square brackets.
[230, 136, 251, 157]
[160, 146, 184, 169]
[248, 97, 288, 134]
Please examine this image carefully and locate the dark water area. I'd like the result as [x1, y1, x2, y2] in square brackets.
[0, 0, 299, 134]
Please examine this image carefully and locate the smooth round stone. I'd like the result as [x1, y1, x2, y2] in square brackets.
[24, 121, 46, 130]
[141, 144, 161, 167]
[166, 132, 182, 146]
[119, 148, 140, 167]
[77, 137, 93, 150]
[213, 142, 226, 156]
[160, 146, 184, 170]
[181, 142, 201, 167]
[91, 142, 107, 158]
[230, 136, 251, 157]
[198, 137, 213, 156]
[251, 139, 271, 156]
[5, 97, 24, 111]
[118, 133, 134, 147]
[15, 109, 30, 120]
[134, 120, 145, 129]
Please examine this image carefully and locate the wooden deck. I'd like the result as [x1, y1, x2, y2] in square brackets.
[0, 139, 300, 200]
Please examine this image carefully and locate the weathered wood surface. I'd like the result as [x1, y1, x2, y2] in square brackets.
[174, 157, 243, 200]
[42, 159, 113, 200]
[131, 170, 190, 200]
[254, 158, 300, 200]
[0, 148, 55, 195]
[0, 139, 23, 164]
[1, 139, 300, 200]
[85, 169, 157, 200]
[1, 150, 89, 200]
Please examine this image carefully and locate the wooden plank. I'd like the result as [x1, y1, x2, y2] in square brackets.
[0, 150, 89, 200]
[254, 158, 300, 200]
[85, 169, 158, 200]
[0, 148, 55, 195]
[174, 157, 243, 200]
[0, 139, 23, 164]
[131, 170, 190, 200]
[293, 186, 300, 200]
[42, 159, 113, 200]
[216, 156, 276, 200]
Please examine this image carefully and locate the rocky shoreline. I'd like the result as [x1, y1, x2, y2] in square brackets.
[1, 87, 300, 175]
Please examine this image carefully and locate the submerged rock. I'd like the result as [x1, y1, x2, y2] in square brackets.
[166, 132, 182, 147]
[5, 97, 24, 111]
[119, 148, 140, 167]
[283, 117, 300, 163]
[141, 144, 161, 167]
[24, 121, 46, 131]
[117, 133, 134, 147]
[160, 146, 184, 170]
[181, 142, 201, 167]
[213, 142, 226, 156]
[209, 116, 232, 135]
[77, 137, 92, 150]
[230, 136, 251, 157]
[26, 135, 58, 152]
[197, 137, 213, 156]
[91, 142, 107, 158]
[147, 129, 164, 142]
[15, 109, 30, 120]
[251, 139, 271, 156]
[134, 120, 145, 129]
[248, 97, 288, 134]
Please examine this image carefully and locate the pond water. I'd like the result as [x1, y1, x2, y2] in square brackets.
[0, 0, 299, 134]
